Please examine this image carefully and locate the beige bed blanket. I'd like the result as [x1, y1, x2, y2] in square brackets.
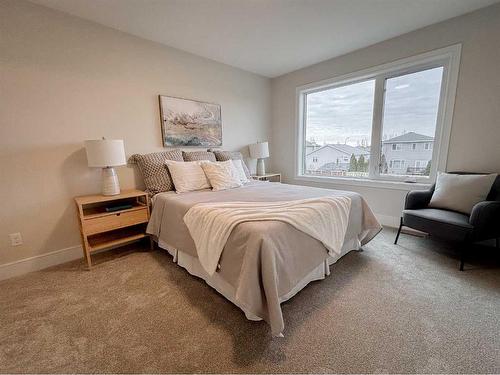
[147, 181, 381, 335]
[184, 196, 351, 275]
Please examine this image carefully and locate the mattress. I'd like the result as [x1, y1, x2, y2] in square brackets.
[147, 181, 381, 335]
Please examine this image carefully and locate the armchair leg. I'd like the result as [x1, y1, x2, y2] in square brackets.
[394, 217, 403, 245]
[459, 241, 470, 271]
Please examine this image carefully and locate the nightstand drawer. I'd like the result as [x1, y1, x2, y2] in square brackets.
[83, 208, 149, 235]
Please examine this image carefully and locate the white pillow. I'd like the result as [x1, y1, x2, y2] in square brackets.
[231, 159, 250, 184]
[200, 161, 242, 191]
[165, 160, 211, 193]
[429, 172, 497, 214]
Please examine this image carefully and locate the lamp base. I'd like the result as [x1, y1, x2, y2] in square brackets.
[102, 167, 121, 196]
[256, 159, 266, 176]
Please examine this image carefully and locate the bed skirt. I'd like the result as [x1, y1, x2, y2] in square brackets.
[157, 237, 361, 332]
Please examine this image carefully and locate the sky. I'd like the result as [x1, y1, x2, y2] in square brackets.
[305, 66, 443, 146]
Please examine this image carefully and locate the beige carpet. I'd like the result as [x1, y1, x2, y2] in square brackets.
[0, 228, 499, 374]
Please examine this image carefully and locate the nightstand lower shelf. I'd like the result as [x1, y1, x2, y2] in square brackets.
[87, 225, 148, 252]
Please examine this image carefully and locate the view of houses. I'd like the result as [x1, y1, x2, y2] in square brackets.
[305, 132, 434, 177]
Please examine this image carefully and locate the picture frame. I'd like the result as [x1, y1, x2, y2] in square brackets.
[159, 95, 222, 147]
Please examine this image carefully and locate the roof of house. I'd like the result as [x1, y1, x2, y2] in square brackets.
[307, 144, 369, 157]
[382, 132, 434, 144]
[306, 140, 320, 147]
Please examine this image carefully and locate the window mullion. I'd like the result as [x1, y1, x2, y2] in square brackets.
[369, 76, 385, 179]
[301, 94, 307, 175]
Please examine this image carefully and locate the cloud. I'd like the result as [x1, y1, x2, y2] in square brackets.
[305, 67, 443, 145]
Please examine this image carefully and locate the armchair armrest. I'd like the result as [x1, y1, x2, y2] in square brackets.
[469, 200, 500, 240]
[404, 188, 434, 210]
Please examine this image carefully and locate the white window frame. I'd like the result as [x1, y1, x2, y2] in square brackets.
[295, 44, 461, 190]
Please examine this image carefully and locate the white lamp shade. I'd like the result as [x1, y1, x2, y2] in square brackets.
[249, 141, 269, 159]
[84, 139, 126, 167]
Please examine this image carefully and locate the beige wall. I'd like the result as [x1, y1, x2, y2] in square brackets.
[270, 4, 500, 222]
[0, 0, 271, 266]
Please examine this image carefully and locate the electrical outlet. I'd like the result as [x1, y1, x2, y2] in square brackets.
[9, 233, 23, 246]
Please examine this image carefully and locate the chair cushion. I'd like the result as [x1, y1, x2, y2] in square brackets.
[403, 208, 472, 242]
[404, 209, 472, 228]
[429, 172, 497, 214]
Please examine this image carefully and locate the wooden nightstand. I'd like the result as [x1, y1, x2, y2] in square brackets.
[75, 189, 152, 269]
[251, 173, 281, 183]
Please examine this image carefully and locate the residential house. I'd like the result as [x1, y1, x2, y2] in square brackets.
[305, 144, 370, 173]
[381, 132, 434, 175]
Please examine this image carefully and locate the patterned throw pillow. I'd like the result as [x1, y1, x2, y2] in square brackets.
[209, 150, 251, 178]
[182, 151, 216, 162]
[129, 150, 183, 194]
[200, 161, 242, 191]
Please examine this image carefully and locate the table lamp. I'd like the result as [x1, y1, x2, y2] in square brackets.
[249, 141, 269, 176]
[84, 139, 126, 196]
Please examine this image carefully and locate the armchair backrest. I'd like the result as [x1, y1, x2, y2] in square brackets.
[487, 175, 500, 201]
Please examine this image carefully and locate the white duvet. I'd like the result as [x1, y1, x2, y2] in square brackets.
[183, 196, 352, 275]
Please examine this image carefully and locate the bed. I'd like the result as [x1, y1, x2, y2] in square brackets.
[147, 181, 381, 336]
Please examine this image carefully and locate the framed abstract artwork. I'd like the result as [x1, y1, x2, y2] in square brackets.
[159, 95, 222, 147]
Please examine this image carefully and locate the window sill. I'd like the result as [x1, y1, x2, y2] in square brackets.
[294, 175, 431, 191]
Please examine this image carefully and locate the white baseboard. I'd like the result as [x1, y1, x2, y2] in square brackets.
[375, 213, 400, 228]
[0, 245, 82, 282]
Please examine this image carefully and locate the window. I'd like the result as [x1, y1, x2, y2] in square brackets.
[389, 160, 404, 169]
[393, 160, 404, 168]
[303, 80, 375, 177]
[379, 67, 443, 178]
[312, 157, 318, 163]
[297, 45, 460, 185]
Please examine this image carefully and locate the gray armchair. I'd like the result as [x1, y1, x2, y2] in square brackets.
[394, 172, 500, 271]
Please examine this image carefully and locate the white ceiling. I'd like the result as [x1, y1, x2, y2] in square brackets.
[31, 0, 499, 77]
